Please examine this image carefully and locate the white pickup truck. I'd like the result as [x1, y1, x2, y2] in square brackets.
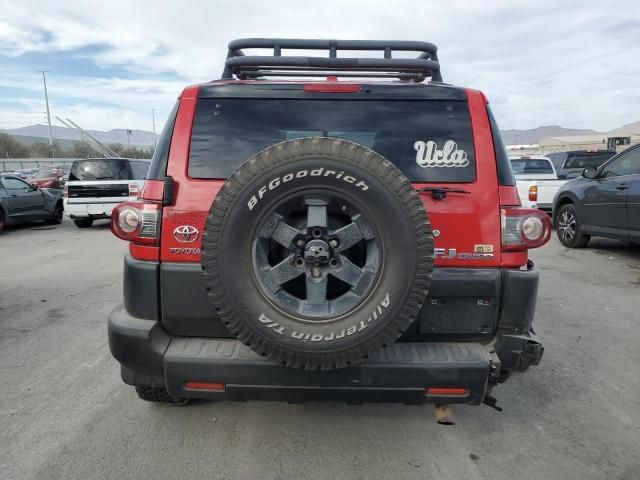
[510, 156, 568, 215]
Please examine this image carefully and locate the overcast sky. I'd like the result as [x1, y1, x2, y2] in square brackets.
[0, 0, 638, 134]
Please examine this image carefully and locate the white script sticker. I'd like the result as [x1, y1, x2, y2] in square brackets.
[414, 140, 470, 168]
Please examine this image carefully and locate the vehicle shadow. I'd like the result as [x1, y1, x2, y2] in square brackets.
[587, 237, 640, 262]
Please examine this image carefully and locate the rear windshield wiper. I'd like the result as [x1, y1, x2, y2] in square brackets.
[416, 186, 471, 200]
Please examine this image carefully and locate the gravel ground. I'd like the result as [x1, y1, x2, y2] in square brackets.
[1, 218, 638, 480]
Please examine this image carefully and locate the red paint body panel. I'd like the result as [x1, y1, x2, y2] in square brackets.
[155, 84, 532, 269]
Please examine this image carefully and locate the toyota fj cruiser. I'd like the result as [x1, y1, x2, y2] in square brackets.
[108, 39, 551, 409]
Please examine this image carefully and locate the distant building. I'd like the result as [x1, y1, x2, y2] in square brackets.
[539, 134, 639, 153]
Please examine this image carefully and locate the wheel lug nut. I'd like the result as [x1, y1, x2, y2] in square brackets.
[296, 239, 305, 247]
[329, 239, 339, 248]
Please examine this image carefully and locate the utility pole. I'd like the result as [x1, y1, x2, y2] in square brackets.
[151, 109, 157, 150]
[38, 71, 54, 154]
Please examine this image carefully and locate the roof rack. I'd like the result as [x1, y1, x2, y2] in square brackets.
[221, 38, 442, 83]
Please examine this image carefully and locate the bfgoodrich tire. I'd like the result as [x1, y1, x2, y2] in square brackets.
[201, 137, 433, 370]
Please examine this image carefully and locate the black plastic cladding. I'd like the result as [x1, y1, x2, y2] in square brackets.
[221, 38, 443, 82]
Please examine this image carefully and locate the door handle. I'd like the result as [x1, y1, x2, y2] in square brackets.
[10, 193, 18, 197]
[616, 184, 630, 190]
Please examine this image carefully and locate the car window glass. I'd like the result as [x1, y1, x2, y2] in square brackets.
[69, 159, 132, 181]
[510, 159, 554, 174]
[189, 98, 477, 183]
[602, 148, 640, 177]
[2, 177, 30, 190]
[129, 161, 150, 180]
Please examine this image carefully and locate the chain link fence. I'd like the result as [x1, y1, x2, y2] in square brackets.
[0, 158, 79, 174]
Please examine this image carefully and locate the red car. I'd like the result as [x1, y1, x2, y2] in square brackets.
[108, 39, 552, 410]
[30, 165, 67, 189]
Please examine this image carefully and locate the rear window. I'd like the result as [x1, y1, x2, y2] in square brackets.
[188, 98, 476, 183]
[510, 159, 554, 174]
[69, 159, 141, 181]
[564, 152, 614, 169]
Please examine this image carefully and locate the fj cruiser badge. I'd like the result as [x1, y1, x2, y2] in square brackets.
[173, 225, 199, 243]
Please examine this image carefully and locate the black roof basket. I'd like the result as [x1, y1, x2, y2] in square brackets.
[221, 38, 442, 83]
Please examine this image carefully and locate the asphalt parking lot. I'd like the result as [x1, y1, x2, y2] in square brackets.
[1, 219, 639, 480]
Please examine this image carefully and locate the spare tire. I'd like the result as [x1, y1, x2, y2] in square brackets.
[202, 137, 433, 370]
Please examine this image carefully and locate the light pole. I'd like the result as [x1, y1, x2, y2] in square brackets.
[151, 109, 157, 150]
[126, 129, 132, 148]
[38, 71, 54, 155]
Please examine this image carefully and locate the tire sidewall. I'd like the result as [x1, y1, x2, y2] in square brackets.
[557, 203, 582, 247]
[207, 153, 429, 356]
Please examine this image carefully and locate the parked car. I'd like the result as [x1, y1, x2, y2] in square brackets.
[108, 38, 552, 409]
[510, 156, 567, 215]
[29, 165, 68, 189]
[64, 158, 150, 228]
[547, 150, 616, 180]
[553, 144, 640, 247]
[0, 174, 63, 233]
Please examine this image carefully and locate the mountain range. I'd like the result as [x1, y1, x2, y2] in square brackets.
[501, 121, 640, 145]
[3, 120, 640, 147]
[1, 124, 157, 147]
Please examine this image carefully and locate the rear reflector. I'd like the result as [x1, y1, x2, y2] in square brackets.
[183, 381, 225, 392]
[304, 83, 361, 93]
[425, 387, 469, 397]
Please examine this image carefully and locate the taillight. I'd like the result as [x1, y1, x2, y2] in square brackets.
[63, 185, 68, 198]
[501, 208, 551, 251]
[128, 183, 140, 197]
[528, 185, 538, 202]
[110, 201, 160, 245]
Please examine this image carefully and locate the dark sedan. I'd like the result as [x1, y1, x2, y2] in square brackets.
[553, 144, 640, 247]
[0, 174, 64, 233]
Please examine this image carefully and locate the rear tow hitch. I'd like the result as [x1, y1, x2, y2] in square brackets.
[483, 394, 503, 412]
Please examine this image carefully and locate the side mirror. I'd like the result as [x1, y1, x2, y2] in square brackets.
[31, 184, 38, 190]
[582, 167, 598, 179]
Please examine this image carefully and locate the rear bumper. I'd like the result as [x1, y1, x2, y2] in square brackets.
[64, 198, 134, 218]
[109, 304, 498, 404]
[108, 261, 544, 404]
[108, 310, 542, 405]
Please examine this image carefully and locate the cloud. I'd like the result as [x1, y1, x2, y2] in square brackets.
[0, 0, 638, 132]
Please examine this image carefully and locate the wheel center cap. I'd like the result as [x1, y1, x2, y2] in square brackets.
[304, 239, 330, 265]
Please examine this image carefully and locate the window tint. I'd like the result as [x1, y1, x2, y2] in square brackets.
[189, 98, 476, 183]
[129, 161, 150, 180]
[486, 107, 515, 186]
[564, 152, 614, 169]
[148, 101, 179, 179]
[69, 159, 132, 181]
[510, 159, 554, 174]
[2, 177, 30, 190]
[602, 147, 640, 177]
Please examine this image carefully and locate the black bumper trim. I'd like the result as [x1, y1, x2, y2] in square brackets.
[164, 338, 494, 404]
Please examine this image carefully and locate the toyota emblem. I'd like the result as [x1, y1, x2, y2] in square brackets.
[173, 225, 199, 243]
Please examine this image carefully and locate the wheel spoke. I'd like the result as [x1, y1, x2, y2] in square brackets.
[262, 254, 303, 292]
[305, 198, 328, 229]
[332, 255, 364, 287]
[270, 217, 301, 249]
[331, 221, 364, 251]
[306, 274, 328, 304]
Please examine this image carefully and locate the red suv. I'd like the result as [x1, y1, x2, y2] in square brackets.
[108, 39, 551, 409]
